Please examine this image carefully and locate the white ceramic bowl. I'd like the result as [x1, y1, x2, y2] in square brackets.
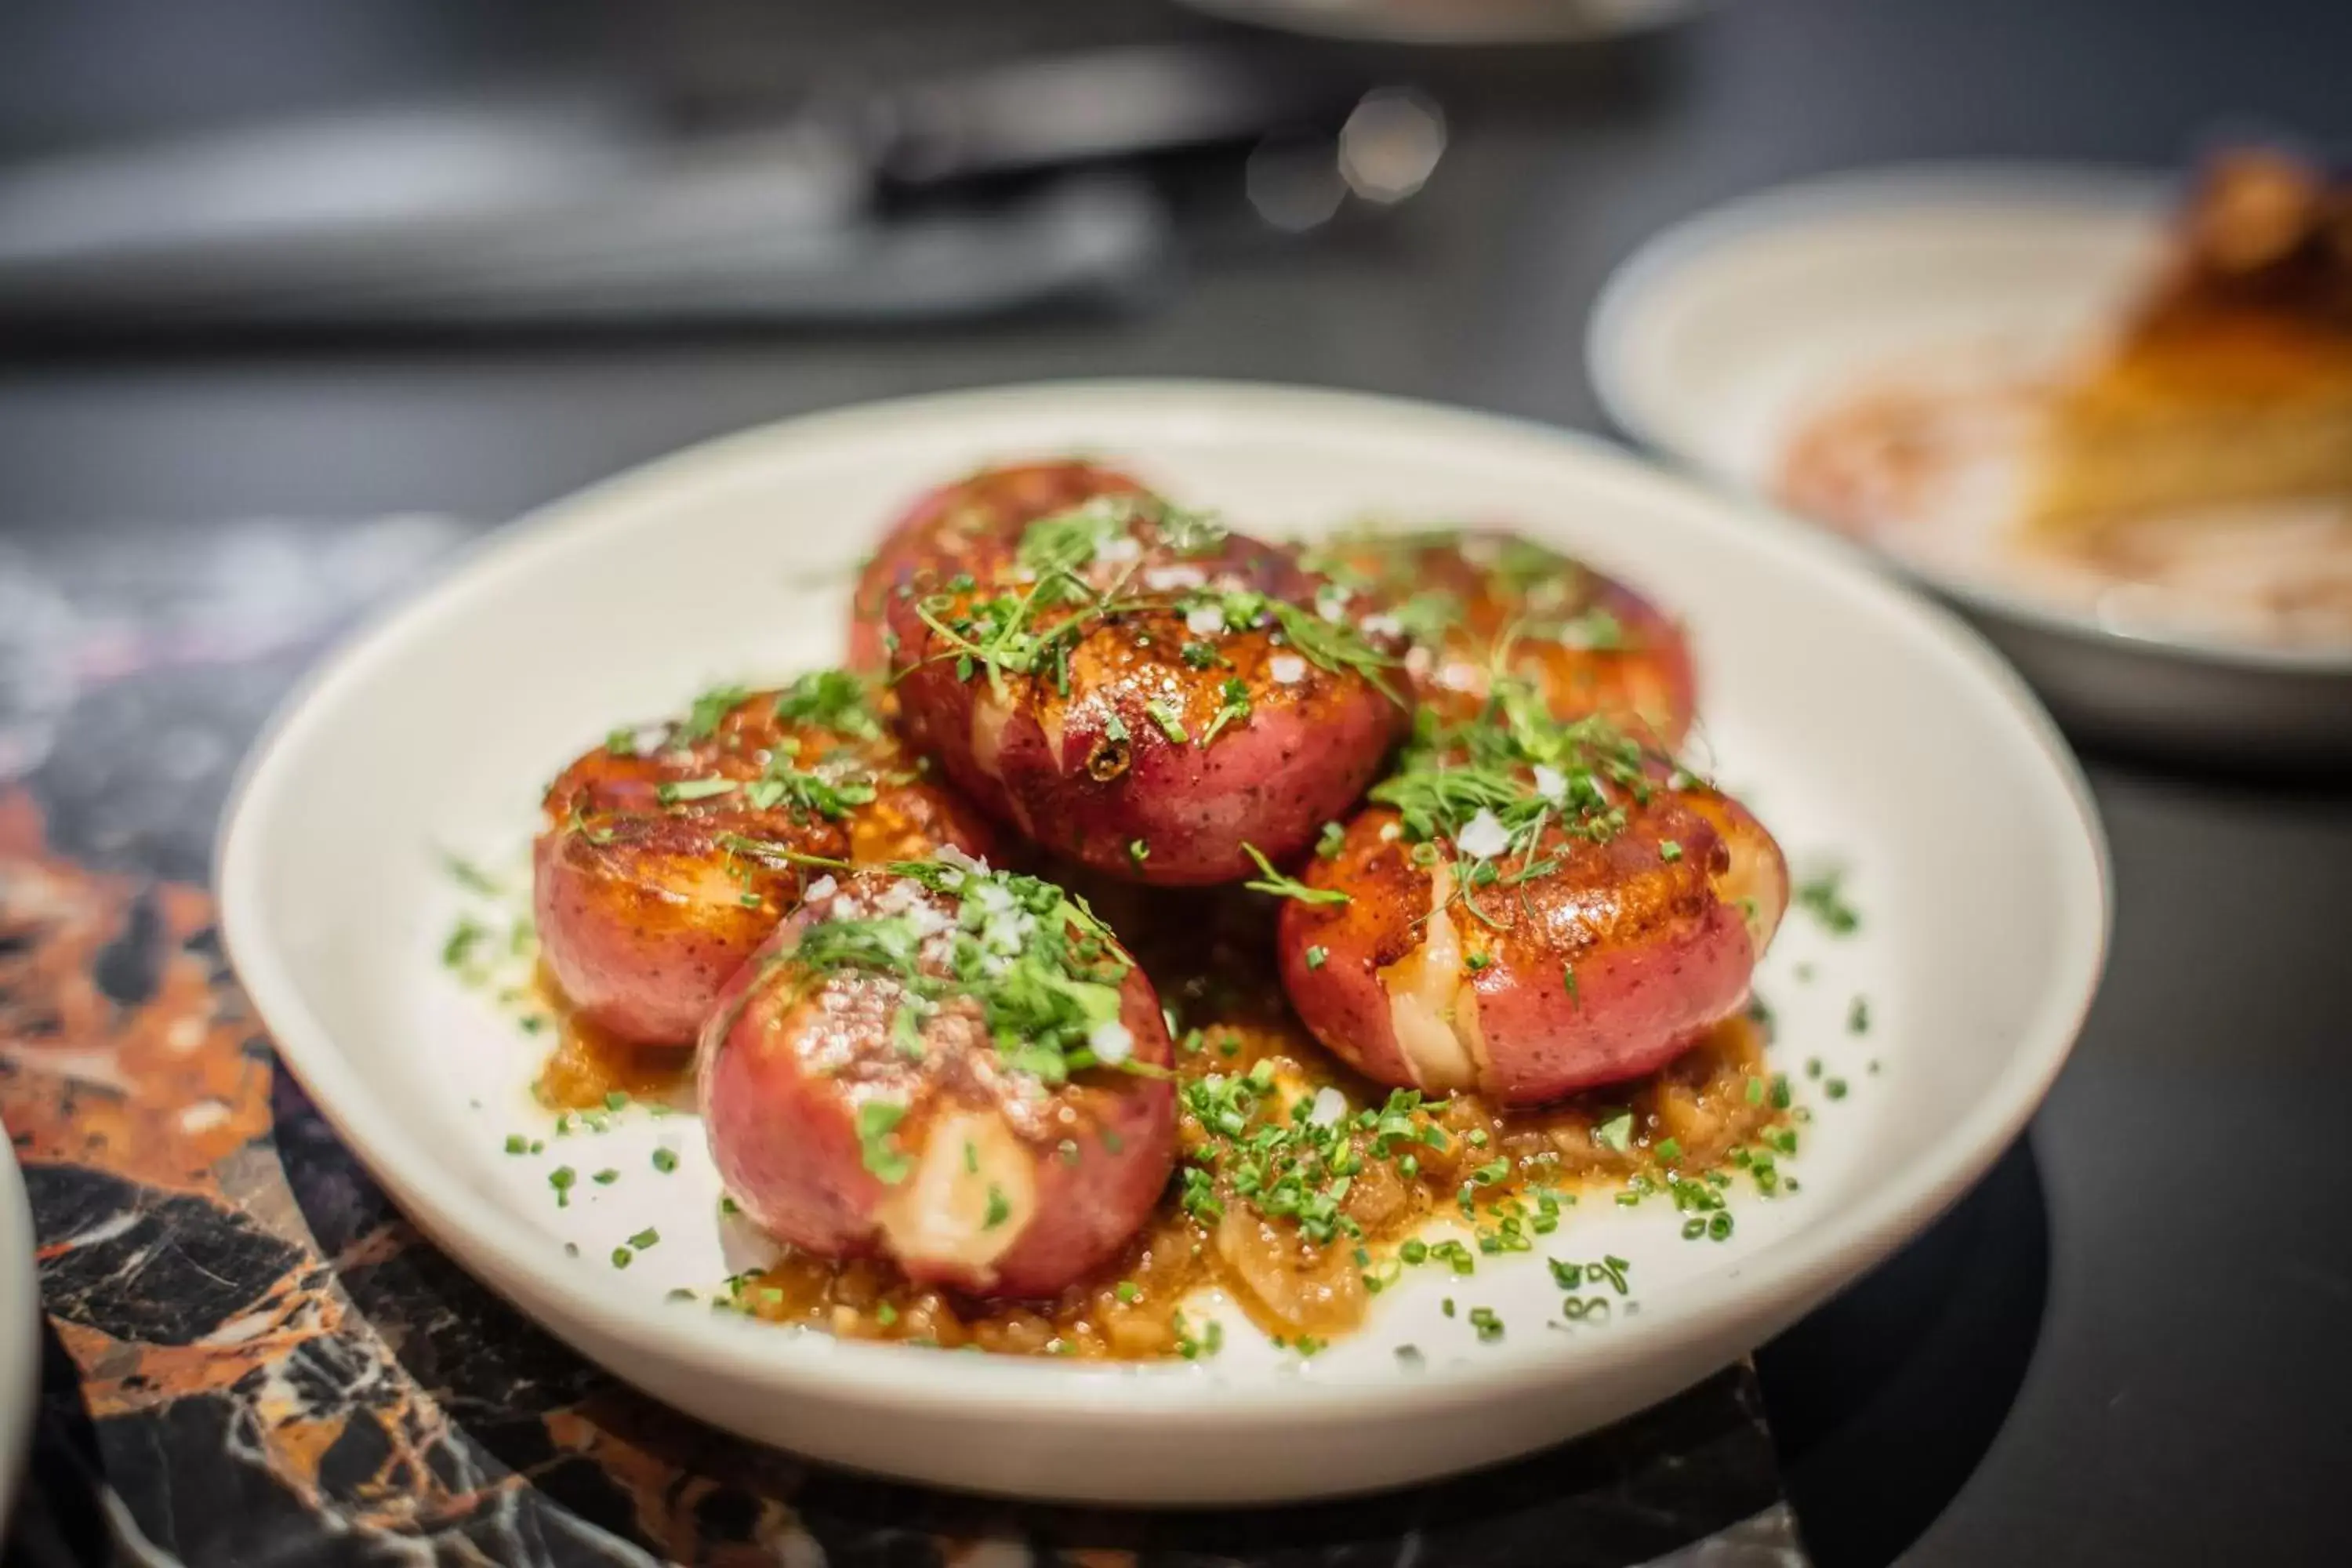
[1588, 165, 2352, 764]
[217, 381, 2107, 1503]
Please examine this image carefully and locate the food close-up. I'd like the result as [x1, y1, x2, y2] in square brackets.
[452, 462, 1820, 1359]
[25, 4, 2337, 1555]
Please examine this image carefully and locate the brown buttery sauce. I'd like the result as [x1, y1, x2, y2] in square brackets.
[532, 889, 1784, 1359]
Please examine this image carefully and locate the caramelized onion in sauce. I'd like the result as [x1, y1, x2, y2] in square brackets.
[701, 895, 1784, 1359]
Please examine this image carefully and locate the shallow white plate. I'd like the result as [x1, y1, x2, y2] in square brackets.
[217, 381, 2107, 1503]
[1589, 165, 2352, 764]
[1, 1149, 36, 1528]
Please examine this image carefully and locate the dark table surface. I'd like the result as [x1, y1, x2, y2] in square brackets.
[5, 1, 2352, 1563]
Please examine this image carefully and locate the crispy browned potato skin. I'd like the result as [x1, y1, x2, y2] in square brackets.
[1277, 780, 1786, 1105]
[533, 693, 996, 1047]
[697, 873, 1177, 1298]
[1317, 532, 1697, 745]
[848, 461, 1149, 672]
[885, 527, 1408, 885]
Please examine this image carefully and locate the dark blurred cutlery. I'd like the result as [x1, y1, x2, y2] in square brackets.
[0, 45, 1432, 330]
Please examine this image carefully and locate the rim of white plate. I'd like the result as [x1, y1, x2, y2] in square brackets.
[0, 1148, 38, 1526]
[1587, 161, 2352, 678]
[217, 379, 2111, 1427]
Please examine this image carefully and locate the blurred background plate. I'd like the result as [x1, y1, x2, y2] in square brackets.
[1588, 165, 2352, 768]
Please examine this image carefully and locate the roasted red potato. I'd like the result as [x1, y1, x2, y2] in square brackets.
[698, 858, 1176, 1298]
[1302, 528, 1696, 744]
[1274, 695, 1785, 1105]
[534, 673, 996, 1047]
[885, 490, 1409, 884]
[848, 460, 1149, 672]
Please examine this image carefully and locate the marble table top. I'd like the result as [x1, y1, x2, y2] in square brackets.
[0, 515, 1806, 1567]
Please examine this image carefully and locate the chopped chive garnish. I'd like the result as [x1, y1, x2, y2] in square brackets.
[1146, 700, 1189, 744]
[1242, 842, 1348, 906]
[1794, 869, 1860, 935]
[856, 1101, 913, 1184]
[1592, 1111, 1634, 1154]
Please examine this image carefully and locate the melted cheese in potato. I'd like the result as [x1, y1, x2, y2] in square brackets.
[969, 692, 1014, 782]
[1376, 859, 1484, 1092]
[1690, 802, 1785, 956]
[872, 1110, 1036, 1279]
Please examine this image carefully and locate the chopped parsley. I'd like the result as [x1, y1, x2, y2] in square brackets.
[1367, 681, 1657, 920]
[655, 777, 738, 805]
[739, 749, 880, 818]
[442, 917, 488, 970]
[1200, 677, 1252, 745]
[1173, 1314, 1225, 1360]
[1146, 700, 1189, 744]
[1555, 607, 1625, 651]
[772, 668, 884, 739]
[1392, 589, 1465, 643]
[1242, 843, 1349, 906]
[775, 859, 1139, 1089]
[681, 684, 750, 741]
[1178, 1079, 1450, 1247]
[442, 854, 503, 897]
[1592, 1110, 1635, 1154]
[909, 494, 1223, 697]
[1794, 869, 1861, 935]
[1263, 598, 1404, 705]
[856, 1101, 913, 1185]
